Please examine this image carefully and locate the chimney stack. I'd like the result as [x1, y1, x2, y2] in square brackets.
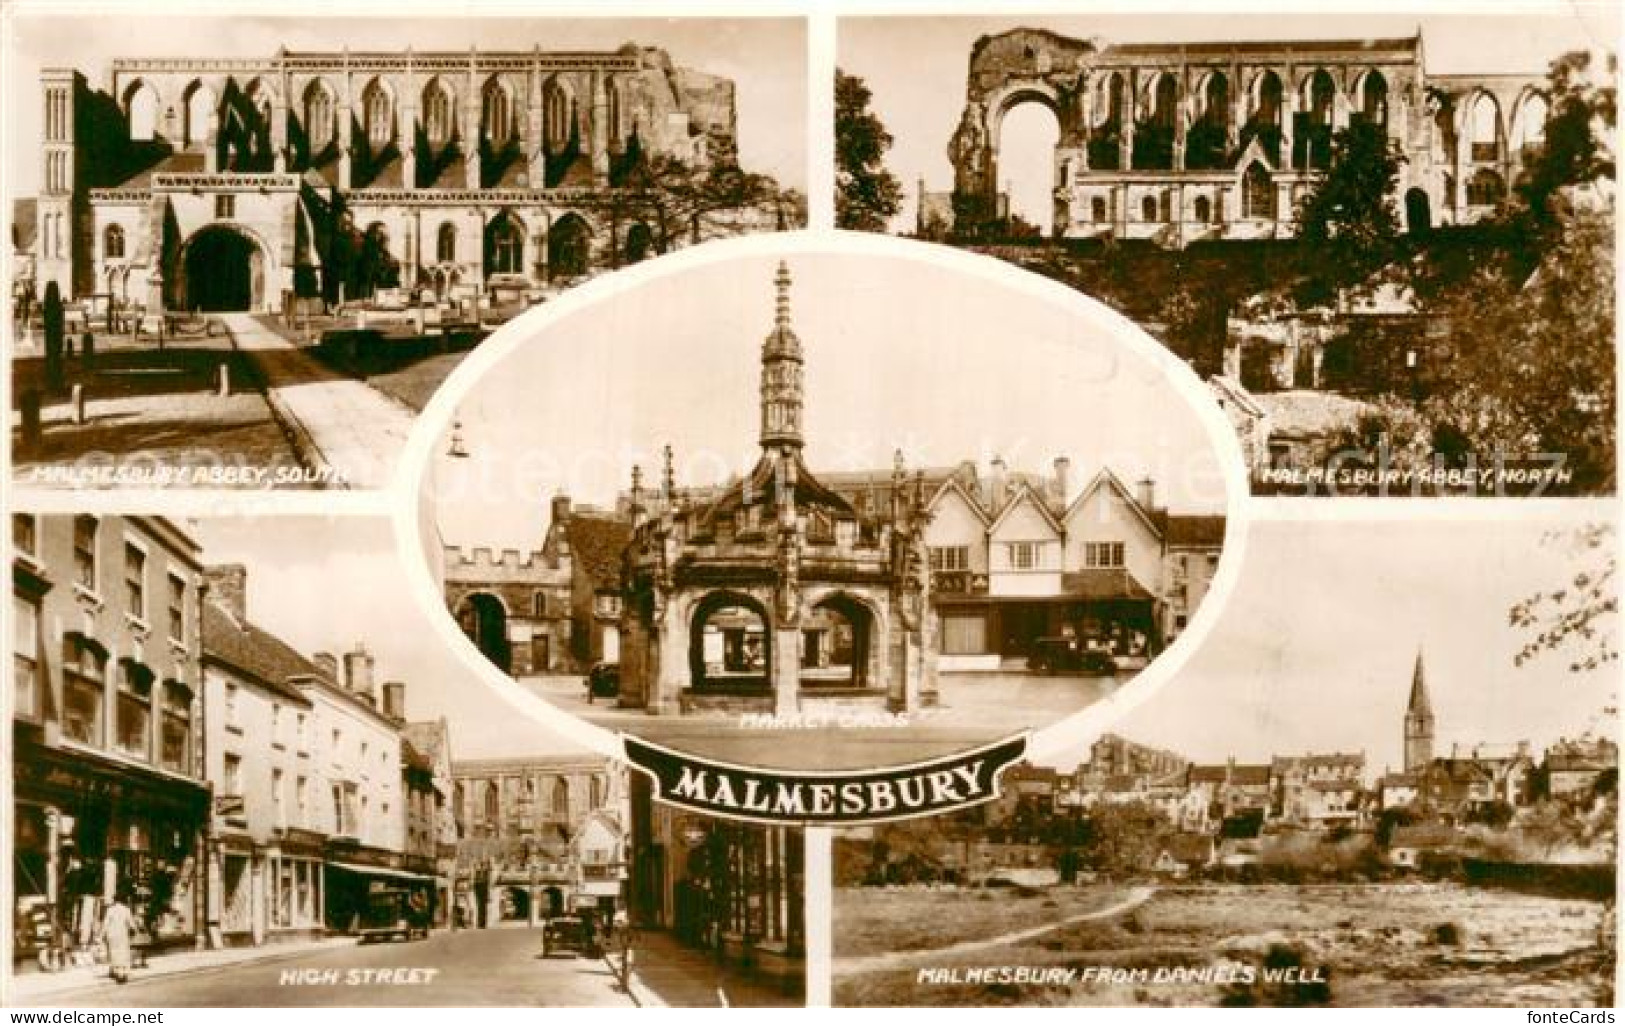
[1053, 456, 1071, 504]
[551, 494, 571, 529]
[381, 681, 406, 722]
[344, 646, 376, 705]
[204, 564, 248, 622]
[1135, 476, 1156, 510]
[990, 456, 1009, 511]
[313, 651, 339, 682]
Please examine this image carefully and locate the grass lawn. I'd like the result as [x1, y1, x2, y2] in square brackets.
[834, 884, 1136, 960]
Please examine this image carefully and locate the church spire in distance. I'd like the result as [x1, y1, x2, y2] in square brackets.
[1404, 648, 1435, 772]
[759, 261, 804, 452]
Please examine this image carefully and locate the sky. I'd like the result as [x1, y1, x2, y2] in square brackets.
[430, 249, 1230, 553]
[1057, 510, 1620, 778]
[189, 516, 586, 762]
[839, 6, 1620, 232]
[5, 10, 806, 196]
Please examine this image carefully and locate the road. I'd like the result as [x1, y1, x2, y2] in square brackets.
[39, 927, 632, 1007]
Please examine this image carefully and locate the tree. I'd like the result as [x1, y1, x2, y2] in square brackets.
[1509, 50, 1618, 266]
[835, 70, 903, 232]
[1510, 522, 1618, 673]
[41, 281, 64, 393]
[1293, 120, 1406, 306]
[608, 152, 801, 256]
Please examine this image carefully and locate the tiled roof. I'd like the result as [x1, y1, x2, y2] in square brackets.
[1165, 515, 1226, 548]
[201, 600, 319, 705]
[566, 514, 633, 589]
[111, 151, 206, 191]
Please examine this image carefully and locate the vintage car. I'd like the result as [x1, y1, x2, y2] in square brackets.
[357, 887, 432, 943]
[584, 662, 620, 700]
[1025, 637, 1118, 676]
[540, 914, 603, 958]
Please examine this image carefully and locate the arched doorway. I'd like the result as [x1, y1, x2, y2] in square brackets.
[541, 886, 565, 918]
[484, 211, 525, 277]
[499, 886, 530, 923]
[994, 96, 1061, 236]
[624, 222, 654, 264]
[803, 594, 874, 689]
[688, 592, 770, 692]
[182, 225, 261, 312]
[547, 213, 591, 279]
[458, 592, 511, 673]
[1405, 188, 1432, 235]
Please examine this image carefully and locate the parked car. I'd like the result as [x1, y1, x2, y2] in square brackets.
[1026, 638, 1117, 675]
[541, 915, 603, 958]
[585, 662, 620, 700]
[357, 887, 431, 943]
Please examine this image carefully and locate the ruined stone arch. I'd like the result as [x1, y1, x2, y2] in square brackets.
[123, 79, 160, 141]
[982, 79, 1063, 153]
[1353, 69, 1390, 124]
[1510, 89, 1549, 153]
[1246, 68, 1284, 124]
[182, 79, 216, 149]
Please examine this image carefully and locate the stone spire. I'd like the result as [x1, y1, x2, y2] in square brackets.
[1404, 648, 1435, 772]
[759, 261, 804, 452]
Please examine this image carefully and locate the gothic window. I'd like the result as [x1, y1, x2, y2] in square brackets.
[424, 79, 455, 147]
[1513, 93, 1548, 155]
[1140, 195, 1158, 222]
[363, 80, 393, 150]
[183, 82, 214, 149]
[1252, 71, 1282, 128]
[543, 79, 572, 150]
[437, 222, 457, 263]
[483, 781, 499, 823]
[103, 224, 125, 259]
[1304, 69, 1336, 127]
[126, 82, 158, 141]
[1469, 93, 1501, 162]
[1090, 196, 1107, 222]
[1242, 162, 1275, 219]
[487, 214, 524, 275]
[552, 778, 570, 817]
[483, 79, 515, 149]
[304, 82, 335, 153]
[1360, 71, 1389, 126]
[1194, 194, 1213, 223]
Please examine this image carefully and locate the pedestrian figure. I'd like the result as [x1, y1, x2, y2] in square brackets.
[98, 892, 136, 984]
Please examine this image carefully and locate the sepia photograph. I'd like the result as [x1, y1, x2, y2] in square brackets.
[831, 509, 1617, 1007]
[837, 9, 1617, 495]
[6, 513, 801, 1006]
[419, 241, 1240, 772]
[7, 12, 807, 490]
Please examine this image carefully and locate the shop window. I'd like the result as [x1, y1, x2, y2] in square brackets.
[942, 614, 989, 655]
[73, 515, 99, 591]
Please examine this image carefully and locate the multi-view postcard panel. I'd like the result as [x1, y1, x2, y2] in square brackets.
[4, 2, 1620, 1015]
[9, 14, 808, 490]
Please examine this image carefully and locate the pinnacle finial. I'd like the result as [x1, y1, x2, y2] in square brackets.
[774, 261, 792, 330]
[662, 444, 676, 497]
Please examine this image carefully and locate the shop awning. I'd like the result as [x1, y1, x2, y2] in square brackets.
[324, 861, 434, 883]
[1059, 569, 1155, 601]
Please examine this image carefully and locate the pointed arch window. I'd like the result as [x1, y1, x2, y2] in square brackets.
[424, 80, 455, 148]
[437, 222, 457, 263]
[1242, 163, 1276, 219]
[305, 83, 336, 153]
[363, 81, 393, 150]
[104, 224, 126, 260]
[483, 81, 515, 149]
[542, 80, 572, 150]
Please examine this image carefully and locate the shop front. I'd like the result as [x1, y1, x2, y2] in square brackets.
[13, 734, 209, 970]
[323, 841, 435, 935]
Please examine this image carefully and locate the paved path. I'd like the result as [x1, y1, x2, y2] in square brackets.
[834, 886, 1156, 976]
[220, 313, 413, 489]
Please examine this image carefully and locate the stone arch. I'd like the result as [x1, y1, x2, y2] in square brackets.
[482, 75, 520, 150]
[175, 222, 270, 312]
[623, 221, 654, 264]
[546, 211, 593, 279]
[435, 220, 458, 264]
[484, 208, 527, 277]
[182, 80, 216, 149]
[1354, 69, 1389, 125]
[1241, 161, 1275, 219]
[302, 78, 339, 156]
[1510, 90, 1548, 155]
[1298, 67, 1339, 122]
[1466, 91, 1502, 162]
[802, 588, 885, 689]
[455, 591, 511, 673]
[1404, 187, 1432, 234]
[688, 590, 772, 691]
[1247, 69, 1283, 125]
[1193, 193, 1213, 224]
[1187, 71, 1231, 169]
[123, 79, 160, 142]
[541, 76, 576, 151]
[983, 81, 1062, 154]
